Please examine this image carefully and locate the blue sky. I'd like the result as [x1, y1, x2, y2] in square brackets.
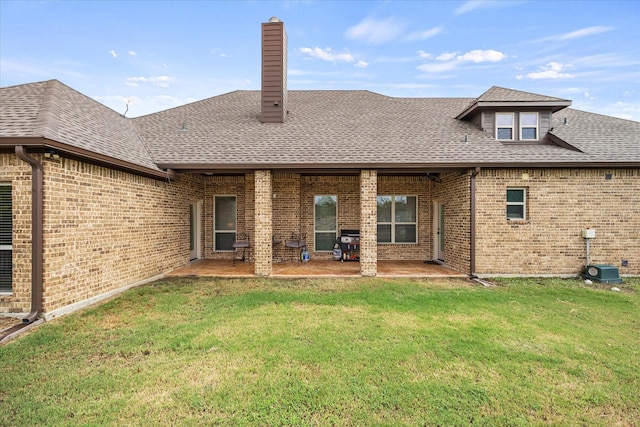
[1, 1, 639, 120]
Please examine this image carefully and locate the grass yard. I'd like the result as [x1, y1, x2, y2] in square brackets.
[1, 277, 639, 426]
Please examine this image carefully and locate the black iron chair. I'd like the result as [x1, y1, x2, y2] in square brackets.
[284, 233, 306, 264]
[232, 232, 250, 265]
[272, 235, 283, 262]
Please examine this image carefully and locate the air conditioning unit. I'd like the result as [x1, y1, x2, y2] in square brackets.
[583, 264, 623, 284]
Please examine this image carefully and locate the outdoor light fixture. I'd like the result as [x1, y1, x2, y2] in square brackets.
[43, 149, 59, 159]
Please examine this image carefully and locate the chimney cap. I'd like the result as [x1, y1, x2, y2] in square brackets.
[268, 16, 281, 23]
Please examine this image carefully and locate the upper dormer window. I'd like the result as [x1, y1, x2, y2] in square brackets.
[496, 112, 539, 141]
[520, 112, 538, 140]
[496, 113, 514, 140]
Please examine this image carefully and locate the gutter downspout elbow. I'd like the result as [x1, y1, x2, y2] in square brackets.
[469, 167, 481, 279]
[15, 146, 44, 324]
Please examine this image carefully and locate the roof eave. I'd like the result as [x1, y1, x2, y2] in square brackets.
[157, 160, 640, 174]
[0, 137, 176, 181]
[456, 100, 572, 120]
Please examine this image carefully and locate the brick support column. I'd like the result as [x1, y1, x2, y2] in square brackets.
[254, 170, 273, 276]
[360, 170, 377, 276]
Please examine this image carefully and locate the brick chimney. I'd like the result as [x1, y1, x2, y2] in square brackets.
[261, 17, 287, 123]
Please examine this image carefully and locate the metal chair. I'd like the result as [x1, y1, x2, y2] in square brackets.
[272, 235, 283, 262]
[232, 233, 250, 265]
[284, 233, 306, 263]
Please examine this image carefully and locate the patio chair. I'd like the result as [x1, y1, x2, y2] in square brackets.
[284, 233, 306, 264]
[272, 235, 283, 262]
[232, 232, 250, 265]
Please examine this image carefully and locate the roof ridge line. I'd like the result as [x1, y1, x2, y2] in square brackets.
[33, 80, 62, 139]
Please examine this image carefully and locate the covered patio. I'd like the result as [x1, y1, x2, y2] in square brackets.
[167, 259, 465, 278]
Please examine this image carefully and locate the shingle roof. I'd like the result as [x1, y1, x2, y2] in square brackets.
[134, 89, 639, 168]
[0, 80, 48, 136]
[477, 86, 571, 103]
[134, 90, 505, 167]
[456, 86, 572, 120]
[550, 108, 640, 160]
[2, 80, 639, 174]
[0, 80, 161, 172]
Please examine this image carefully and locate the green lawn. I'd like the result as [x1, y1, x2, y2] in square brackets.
[1, 277, 639, 426]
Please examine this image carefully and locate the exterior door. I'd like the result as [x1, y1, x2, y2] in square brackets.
[433, 201, 445, 262]
[189, 201, 202, 260]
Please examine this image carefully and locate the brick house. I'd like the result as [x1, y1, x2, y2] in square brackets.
[1, 18, 639, 320]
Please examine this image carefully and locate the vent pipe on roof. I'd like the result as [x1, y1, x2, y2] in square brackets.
[261, 17, 288, 123]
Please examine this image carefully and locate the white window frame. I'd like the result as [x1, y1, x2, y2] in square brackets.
[377, 195, 418, 244]
[519, 112, 539, 141]
[314, 195, 338, 252]
[0, 183, 12, 293]
[213, 195, 237, 251]
[496, 113, 515, 141]
[506, 188, 527, 220]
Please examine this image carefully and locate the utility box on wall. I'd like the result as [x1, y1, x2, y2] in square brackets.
[582, 228, 596, 239]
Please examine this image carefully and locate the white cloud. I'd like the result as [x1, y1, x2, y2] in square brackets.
[406, 26, 443, 41]
[93, 95, 139, 115]
[128, 51, 136, 56]
[300, 47, 354, 63]
[572, 99, 640, 121]
[418, 48, 507, 74]
[558, 26, 613, 41]
[287, 69, 344, 77]
[417, 61, 459, 73]
[436, 52, 458, 61]
[521, 62, 573, 80]
[383, 83, 435, 89]
[345, 17, 406, 44]
[456, 49, 506, 63]
[455, 0, 513, 15]
[354, 60, 369, 69]
[125, 75, 175, 88]
[94, 94, 198, 117]
[109, 50, 118, 58]
[0, 58, 51, 78]
[561, 87, 587, 95]
[607, 101, 640, 121]
[211, 48, 228, 58]
[535, 26, 614, 43]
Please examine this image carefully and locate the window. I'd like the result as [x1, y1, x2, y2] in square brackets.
[496, 113, 514, 140]
[0, 183, 11, 292]
[497, 112, 540, 141]
[314, 195, 337, 251]
[506, 188, 526, 220]
[520, 112, 538, 140]
[214, 196, 236, 251]
[377, 195, 417, 243]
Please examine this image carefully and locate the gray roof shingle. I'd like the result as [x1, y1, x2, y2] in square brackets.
[2, 80, 639, 173]
[476, 86, 571, 103]
[0, 80, 160, 172]
[134, 89, 639, 168]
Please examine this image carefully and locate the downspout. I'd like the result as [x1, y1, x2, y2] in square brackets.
[15, 146, 43, 324]
[469, 167, 481, 279]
